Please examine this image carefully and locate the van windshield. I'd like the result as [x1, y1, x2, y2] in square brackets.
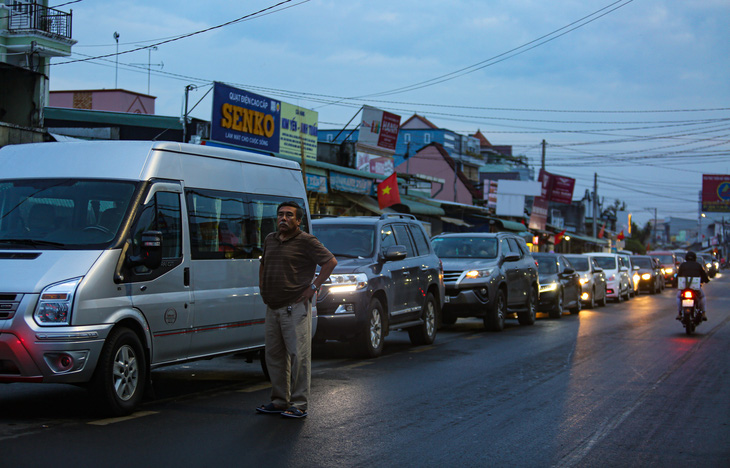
[0, 179, 137, 249]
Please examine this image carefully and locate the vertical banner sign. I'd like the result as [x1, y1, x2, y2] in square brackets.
[529, 197, 549, 231]
[359, 105, 401, 151]
[702, 174, 730, 212]
[280, 102, 318, 161]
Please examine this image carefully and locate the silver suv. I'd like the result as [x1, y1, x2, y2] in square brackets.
[312, 214, 445, 358]
[431, 232, 539, 331]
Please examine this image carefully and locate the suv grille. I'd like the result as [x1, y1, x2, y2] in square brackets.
[0, 294, 21, 320]
[443, 270, 464, 282]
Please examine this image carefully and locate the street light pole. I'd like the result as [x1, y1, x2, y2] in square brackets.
[113, 32, 120, 88]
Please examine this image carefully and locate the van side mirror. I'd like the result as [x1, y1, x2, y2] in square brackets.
[128, 231, 163, 270]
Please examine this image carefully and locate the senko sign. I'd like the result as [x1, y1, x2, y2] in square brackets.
[211, 82, 281, 153]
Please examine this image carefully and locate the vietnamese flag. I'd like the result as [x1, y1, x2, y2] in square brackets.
[554, 229, 567, 245]
[598, 222, 606, 239]
[617, 230, 625, 241]
[378, 172, 401, 209]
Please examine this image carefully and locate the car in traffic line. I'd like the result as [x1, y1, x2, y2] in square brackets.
[532, 253, 582, 318]
[312, 214, 444, 358]
[564, 254, 608, 309]
[630, 255, 664, 294]
[618, 253, 641, 297]
[586, 253, 632, 302]
[648, 250, 679, 287]
[431, 232, 539, 331]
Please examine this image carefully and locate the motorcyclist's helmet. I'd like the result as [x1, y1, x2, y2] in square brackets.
[685, 251, 697, 261]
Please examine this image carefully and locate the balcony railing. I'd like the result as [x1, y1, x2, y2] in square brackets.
[7, 1, 72, 39]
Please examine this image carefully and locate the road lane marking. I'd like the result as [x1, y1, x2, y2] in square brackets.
[409, 345, 436, 353]
[342, 361, 374, 369]
[87, 411, 158, 426]
[238, 382, 272, 393]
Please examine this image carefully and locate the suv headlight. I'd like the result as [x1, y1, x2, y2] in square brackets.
[464, 268, 496, 279]
[326, 273, 368, 294]
[540, 282, 559, 293]
[34, 278, 82, 326]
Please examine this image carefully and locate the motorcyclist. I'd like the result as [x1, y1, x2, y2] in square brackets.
[676, 251, 709, 321]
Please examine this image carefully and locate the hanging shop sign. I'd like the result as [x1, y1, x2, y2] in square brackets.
[211, 82, 317, 160]
[330, 172, 373, 195]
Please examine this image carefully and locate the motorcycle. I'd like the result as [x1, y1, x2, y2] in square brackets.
[678, 277, 703, 335]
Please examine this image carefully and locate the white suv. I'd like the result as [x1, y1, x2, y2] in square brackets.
[586, 253, 632, 302]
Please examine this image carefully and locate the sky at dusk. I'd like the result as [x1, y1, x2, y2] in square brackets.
[48, 0, 730, 226]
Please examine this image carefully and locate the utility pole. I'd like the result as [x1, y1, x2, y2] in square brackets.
[592, 173, 598, 238]
[541, 139, 546, 172]
[113, 32, 120, 88]
[182, 84, 196, 143]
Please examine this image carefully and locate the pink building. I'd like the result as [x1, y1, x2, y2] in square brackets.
[395, 142, 479, 205]
[49, 89, 155, 114]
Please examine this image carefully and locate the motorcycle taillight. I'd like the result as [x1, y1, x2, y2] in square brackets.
[682, 290, 694, 299]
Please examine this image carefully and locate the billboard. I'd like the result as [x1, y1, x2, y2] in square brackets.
[702, 174, 730, 213]
[539, 169, 575, 204]
[358, 105, 401, 151]
[211, 82, 317, 160]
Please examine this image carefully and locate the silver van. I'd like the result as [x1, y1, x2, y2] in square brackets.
[0, 141, 311, 415]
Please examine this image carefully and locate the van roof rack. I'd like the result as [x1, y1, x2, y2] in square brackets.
[379, 213, 416, 220]
[311, 213, 338, 219]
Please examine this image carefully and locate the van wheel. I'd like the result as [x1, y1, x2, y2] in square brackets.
[409, 293, 437, 346]
[355, 299, 385, 358]
[484, 288, 506, 331]
[91, 327, 147, 417]
[586, 289, 596, 309]
[599, 289, 608, 307]
[517, 287, 537, 326]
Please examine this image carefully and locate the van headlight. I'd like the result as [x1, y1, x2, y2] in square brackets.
[326, 273, 368, 294]
[540, 282, 559, 293]
[34, 278, 82, 326]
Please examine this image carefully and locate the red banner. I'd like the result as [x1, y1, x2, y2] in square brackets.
[539, 169, 575, 205]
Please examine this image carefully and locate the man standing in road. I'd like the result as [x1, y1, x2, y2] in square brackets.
[256, 201, 337, 419]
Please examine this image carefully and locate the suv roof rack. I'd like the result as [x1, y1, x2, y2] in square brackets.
[311, 213, 338, 219]
[379, 213, 416, 220]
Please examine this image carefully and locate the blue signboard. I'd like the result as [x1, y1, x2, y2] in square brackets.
[211, 82, 281, 153]
[330, 172, 373, 195]
[307, 174, 328, 194]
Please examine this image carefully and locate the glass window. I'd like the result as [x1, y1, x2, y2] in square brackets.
[380, 224, 396, 253]
[129, 190, 182, 276]
[186, 189, 306, 260]
[593, 256, 617, 270]
[393, 224, 414, 257]
[537, 258, 558, 275]
[424, 133, 431, 144]
[409, 225, 430, 256]
[404, 133, 411, 143]
[315, 225, 374, 258]
[0, 178, 136, 249]
[568, 257, 589, 271]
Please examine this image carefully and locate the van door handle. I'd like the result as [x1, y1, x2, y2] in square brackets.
[184, 267, 190, 286]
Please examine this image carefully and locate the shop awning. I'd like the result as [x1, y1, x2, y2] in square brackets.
[471, 215, 527, 232]
[564, 232, 609, 245]
[397, 196, 445, 217]
[342, 194, 395, 215]
[441, 216, 473, 227]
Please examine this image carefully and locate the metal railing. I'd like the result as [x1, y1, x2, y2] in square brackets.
[7, 1, 72, 39]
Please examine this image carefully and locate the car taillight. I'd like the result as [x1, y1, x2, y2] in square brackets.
[682, 290, 694, 299]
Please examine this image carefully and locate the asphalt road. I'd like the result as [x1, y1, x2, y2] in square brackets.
[1, 274, 729, 467]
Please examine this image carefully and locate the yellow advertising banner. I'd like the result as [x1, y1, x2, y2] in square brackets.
[279, 102, 318, 161]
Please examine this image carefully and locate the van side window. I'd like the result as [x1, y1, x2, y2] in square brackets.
[186, 188, 247, 260]
[130, 191, 182, 276]
[247, 195, 308, 259]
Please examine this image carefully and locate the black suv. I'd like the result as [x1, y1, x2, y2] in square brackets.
[312, 214, 445, 358]
[430, 232, 539, 331]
